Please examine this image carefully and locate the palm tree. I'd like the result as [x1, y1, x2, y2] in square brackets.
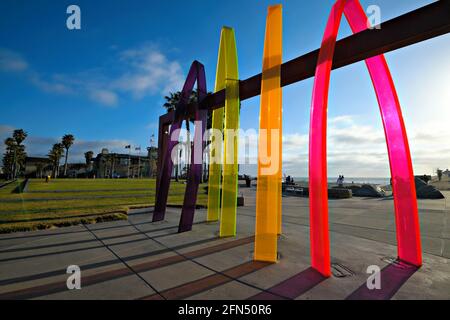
[48, 143, 64, 178]
[163, 92, 181, 112]
[11, 129, 27, 179]
[13, 129, 27, 145]
[62, 134, 75, 177]
[163, 90, 213, 180]
[3, 138, 15, 179]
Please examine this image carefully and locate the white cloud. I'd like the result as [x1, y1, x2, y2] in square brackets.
[114, 46, 184, 99]
[328, 115, 354, 126]
[89, 89, 118, 107]
[0, 124, 14, 136]
[146, 122, 159, 131]
[0, 49, 28, 72]
[0, 46, 184, 107]
[29, 73, 73, 94]
[275, 114, 450, 178]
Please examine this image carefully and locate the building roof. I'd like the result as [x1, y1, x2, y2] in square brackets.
[95, 153, 149, 159]
[25, 156, 52, 163]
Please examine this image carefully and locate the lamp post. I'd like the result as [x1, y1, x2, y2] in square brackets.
[149, 134, 155, 178]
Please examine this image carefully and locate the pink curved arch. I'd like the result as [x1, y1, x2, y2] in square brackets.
[309, 0, 422, 277]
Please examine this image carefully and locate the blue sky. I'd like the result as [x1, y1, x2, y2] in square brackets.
[1, 0, 449, 177]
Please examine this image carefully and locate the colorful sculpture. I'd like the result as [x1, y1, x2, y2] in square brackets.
[309, 0, 422, 277]
[254, 4, 283, 263]
[153, 0, 423, 276]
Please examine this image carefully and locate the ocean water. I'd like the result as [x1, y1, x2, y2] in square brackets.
[292, 177, 391, 186]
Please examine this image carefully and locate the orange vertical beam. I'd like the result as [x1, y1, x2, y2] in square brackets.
[254, 4, 283, 262]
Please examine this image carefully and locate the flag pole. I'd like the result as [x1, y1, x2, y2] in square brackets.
[137, 146, 141, 179]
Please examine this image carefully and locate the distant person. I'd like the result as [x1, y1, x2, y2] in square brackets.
[337, 175, 344, 187]
[390, 178, 394, 197]
[437, 169, 443, 182]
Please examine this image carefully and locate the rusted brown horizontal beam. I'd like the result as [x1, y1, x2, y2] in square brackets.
[199, 0, 450, 111]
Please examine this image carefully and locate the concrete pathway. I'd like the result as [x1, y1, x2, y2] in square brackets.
[0, 187, 449, 300]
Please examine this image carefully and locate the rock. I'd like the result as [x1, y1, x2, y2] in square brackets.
[414, 177, 428, 188]
[302, 187, 309, 197]
[352, 184, 385, 198]
[415, 177, 444, 199]
[328, 188, 352, 199]
[282, 186, 351, 199]
[416, 175, 432, 184]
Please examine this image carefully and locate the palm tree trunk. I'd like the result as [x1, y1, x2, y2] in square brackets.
[12, 149, 17, 180]
[186, 121, 191, 178]
[63, 149, 69, 177]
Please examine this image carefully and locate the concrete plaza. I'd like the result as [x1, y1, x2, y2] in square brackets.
[0, 187, 449, 300]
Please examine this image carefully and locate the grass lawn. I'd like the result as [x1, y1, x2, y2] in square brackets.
[0, 178, 207, 233]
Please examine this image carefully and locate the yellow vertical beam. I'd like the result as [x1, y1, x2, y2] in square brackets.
[219, 28, 240, 237]
[206, 107, 223, 222]
[206, 36, 225, 222]
[207, 28, 240, 239]
[254, 4, 283, 262]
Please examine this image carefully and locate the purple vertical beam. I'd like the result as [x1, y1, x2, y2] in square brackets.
[153, 61, 207, 231]
[155, 113, 173, 204]
[178, 64, 207, 232]
[153, 120, 182, 222]
[178, 108, 207, 232]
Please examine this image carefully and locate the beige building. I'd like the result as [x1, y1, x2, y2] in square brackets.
[21, 147, 158, 179]
[93, 148, 157, 179]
